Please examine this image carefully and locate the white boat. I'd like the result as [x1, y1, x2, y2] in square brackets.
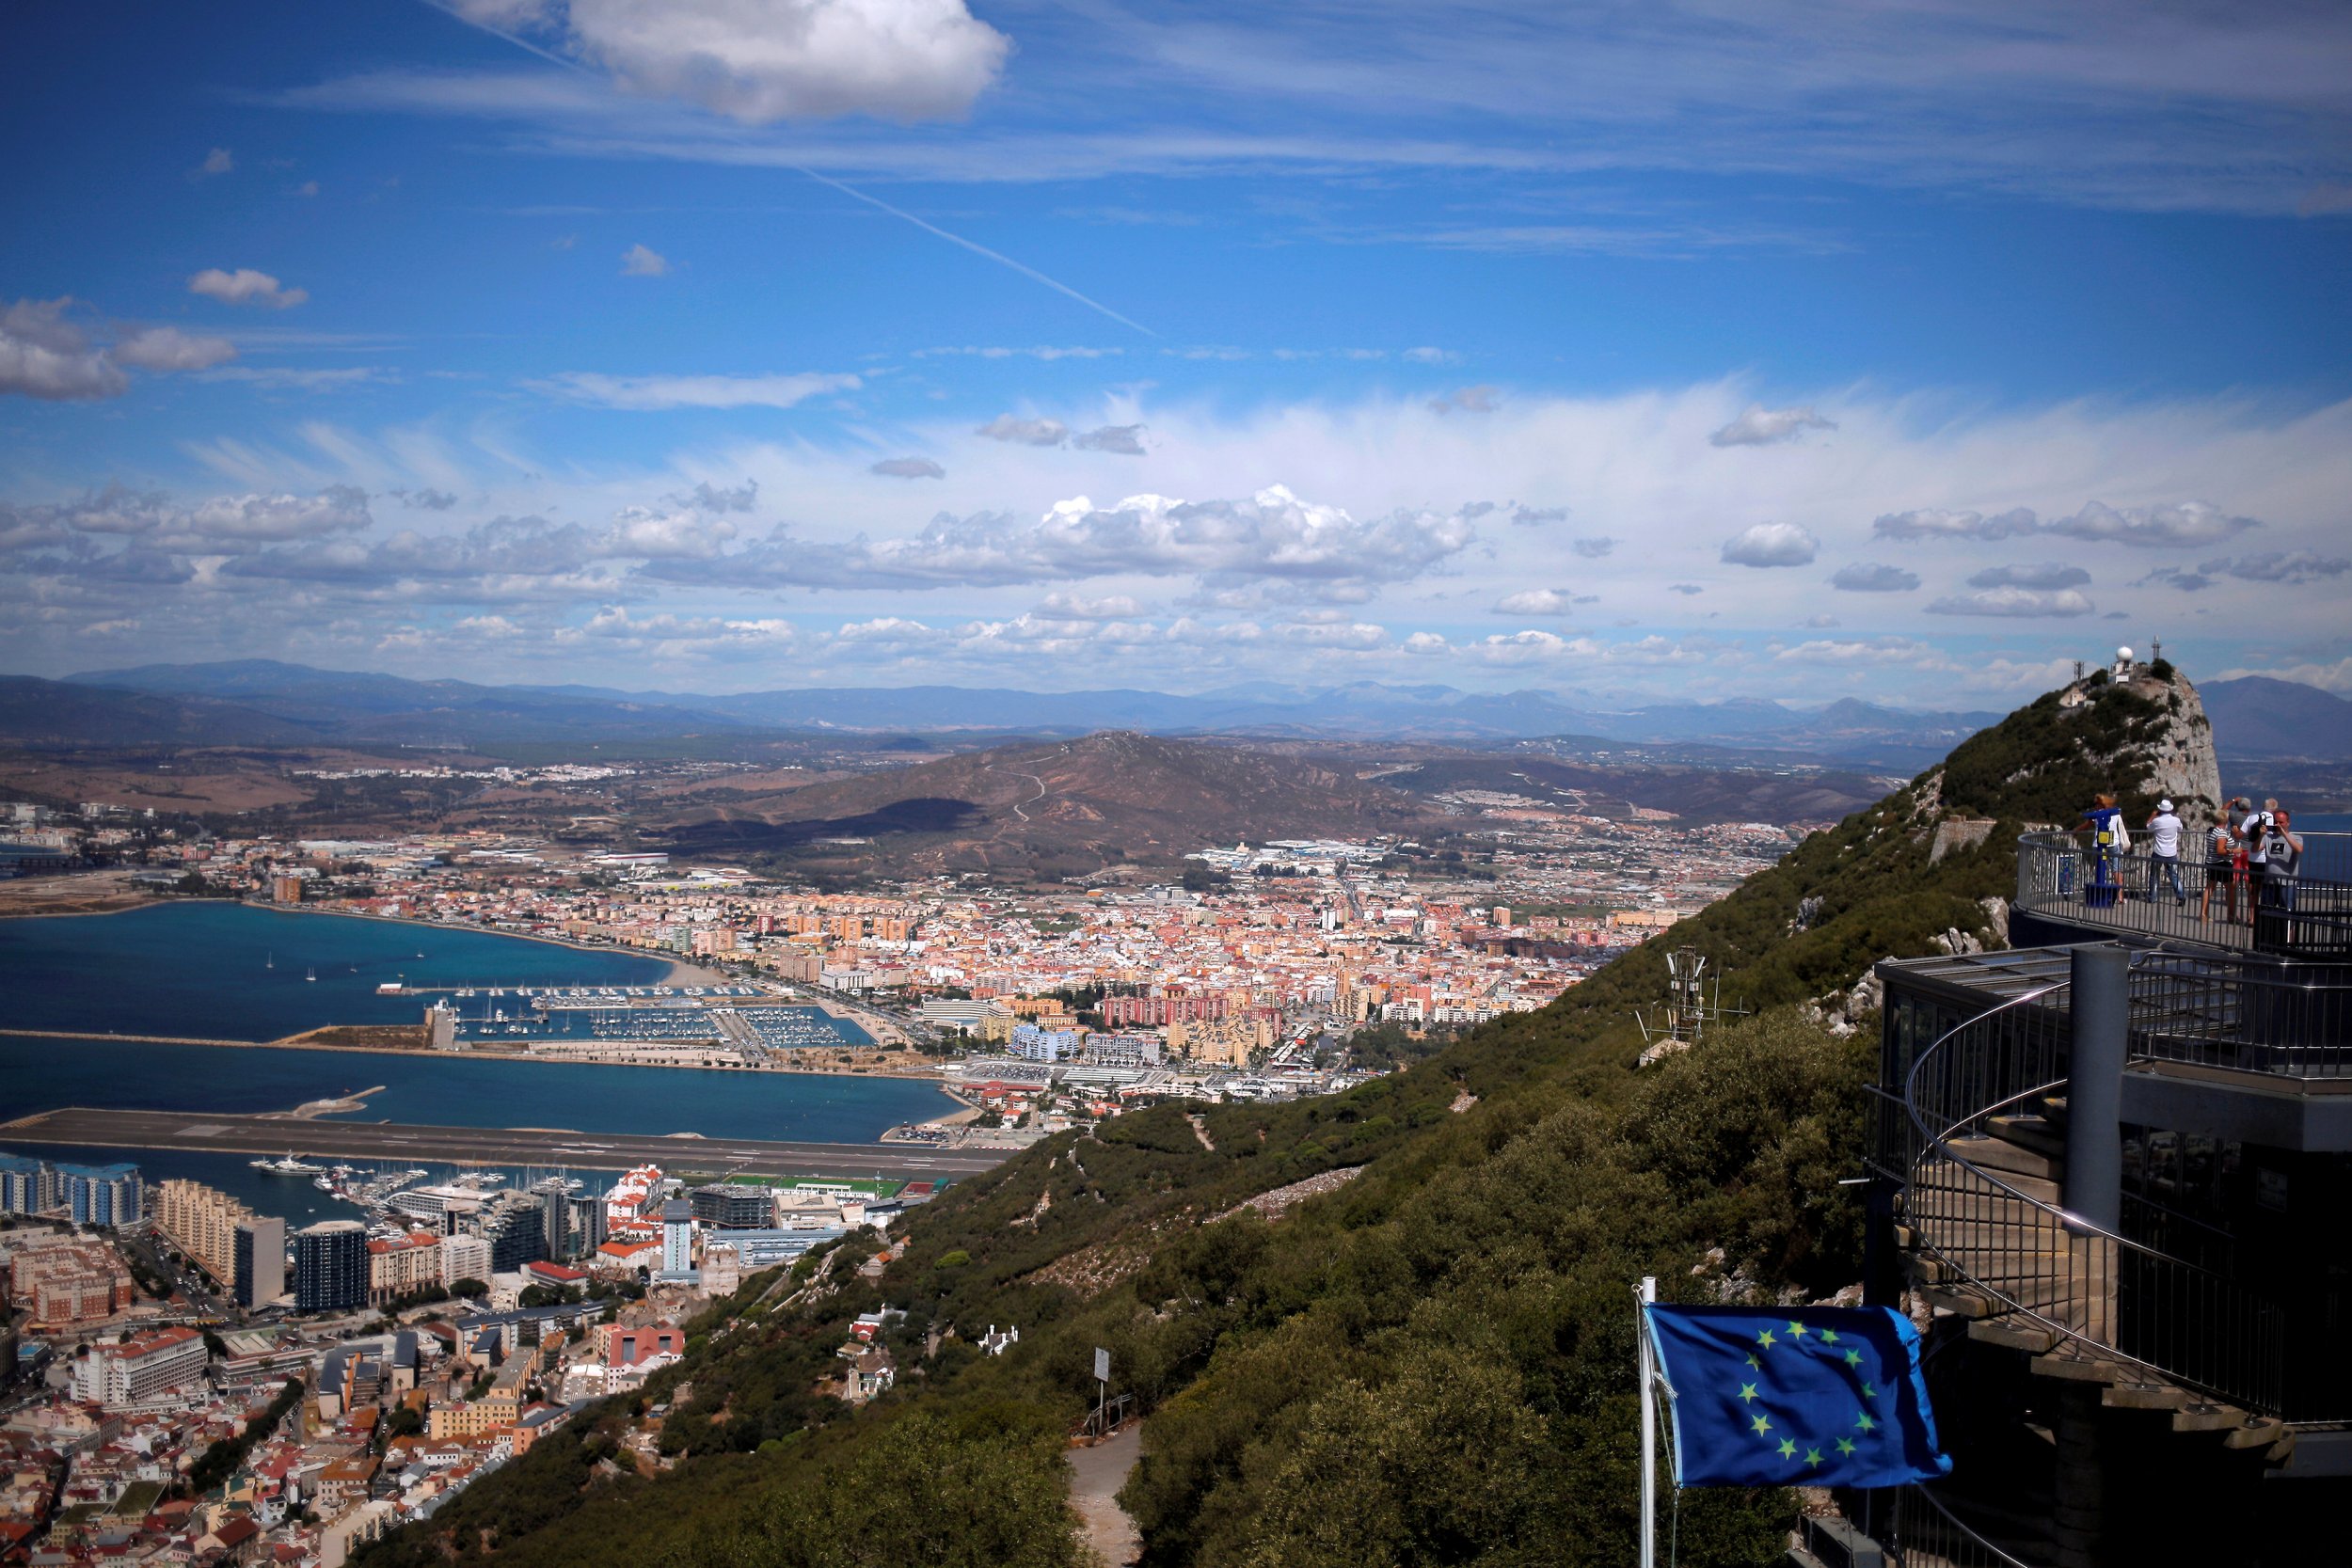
[250, 1154, 326, 1175]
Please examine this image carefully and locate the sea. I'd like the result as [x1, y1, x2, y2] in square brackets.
[0, 901, 960, 1211]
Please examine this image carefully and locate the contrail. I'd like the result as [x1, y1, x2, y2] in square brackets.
[421, 0, 1156, 338]
[787, 165, 1156, 338]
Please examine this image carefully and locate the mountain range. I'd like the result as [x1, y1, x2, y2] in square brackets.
[14, 658, 2346, 765]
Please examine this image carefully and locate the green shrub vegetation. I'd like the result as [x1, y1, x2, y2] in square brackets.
[354, 673, 2190, 1568]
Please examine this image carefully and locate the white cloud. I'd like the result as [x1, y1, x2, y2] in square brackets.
[1568, 534, 1613, 556]
[1873, 499, 2260, 547]
[976, 415, 1070, 446]
[109, 326, 239, 372]
[1495, 588, 1580, 615]
[2201, 551, 2349, 584]
[1710, 404, 1836, 447]
[0, 298, 126, 401]
[619, 243, 670, 277]
[1402, 346, 1459, 365]
[1721, 520, 1819, 567]
[871, 456, 946, 479]
[1872, 506, 2040, 542]
[187, 268, 309, 309]
[1829, 562, 1918, 592]
[1072, 423, 1148, 455]
[1927, 586, 2096, 617]
[454, 0, 1010, 122]
[1966, 562, 2090, 590]
[1034, 592, 1142, 620]
[196, 147, 234, 177]
[536, 370, 859, 408]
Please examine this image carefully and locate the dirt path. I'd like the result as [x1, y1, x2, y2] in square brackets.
[1068, 1425, 1143, 1567]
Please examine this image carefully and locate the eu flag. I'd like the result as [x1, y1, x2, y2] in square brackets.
[1645, 1303, 1949, 1489]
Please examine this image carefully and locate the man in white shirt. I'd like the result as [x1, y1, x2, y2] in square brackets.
[2144, 799, 2185, 906]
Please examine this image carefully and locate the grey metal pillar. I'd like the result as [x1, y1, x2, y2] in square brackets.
[2065, 943, 2129, 1231]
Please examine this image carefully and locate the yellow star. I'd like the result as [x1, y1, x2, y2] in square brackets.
[1756, 1328, 1776, 1350]
[1746, 1354, 1762, 1370]
[1862, 1382, 1878, 1400]
[1844, 1350, 1863, 1368]
[1750, 1414, 1772, 1436]
[1836, 1438, 1857, 1456]
[1856, 1413, 1877, 1433]
[1804, 1448, 1824, 1467]
[1739, 1383, 1759, 1403]
[1819, 1329, 1840, 1345]
[1786, 1320, 1809, 1338]
[1777, 1438, 1798, 1459]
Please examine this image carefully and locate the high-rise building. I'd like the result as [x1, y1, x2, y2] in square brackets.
[364, 1230, 440, 1305]
[232, 1216, 286, 1307]
[0, 1154, 59, 1215]
[293, 1220, 369, 1313]
[660, 1199, 694, 1275]
[469, 1194, 547, 1274]
[71, 1325, 206, 1409]
[57, 1163, 141, 1227]
[567, 1193, 607, 1256]
[157, 1179, 278, 1294]
[440, 1232, 492, 1290]
[532, 1178, 573, 1260]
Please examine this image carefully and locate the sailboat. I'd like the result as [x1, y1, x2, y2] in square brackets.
[265, 951, 274, 970]
[306, 967, 317, 982]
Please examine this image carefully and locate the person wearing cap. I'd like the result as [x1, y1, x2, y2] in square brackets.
[2144, 797, 2186, 907]
[2203, 798, 2248, 925]
[2261, 808, 2305, 916]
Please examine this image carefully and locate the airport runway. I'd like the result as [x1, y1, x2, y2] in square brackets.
[3, 1107, 1011, 1180]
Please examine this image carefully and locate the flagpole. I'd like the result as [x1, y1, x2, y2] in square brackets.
[1637, 1275, 1657, 1568]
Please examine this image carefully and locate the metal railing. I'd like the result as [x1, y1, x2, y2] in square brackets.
[2016, 830, 2352, 958]
[2122, 946, 2352, 1078]
[1894, 976, 2289, 1415]
[1887, 1483, 2043, 1568]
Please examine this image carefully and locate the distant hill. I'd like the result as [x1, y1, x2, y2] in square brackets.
[61, 658, 1999, 759]
[657, 730, 1445, 878]
[2203, 674, 2352, 759]
[0, 676, 326, 748]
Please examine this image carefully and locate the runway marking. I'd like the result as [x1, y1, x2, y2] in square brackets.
[180, 1123, 230, 1136]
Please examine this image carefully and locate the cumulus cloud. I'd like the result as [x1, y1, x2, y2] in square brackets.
[398, 489, 460, 511]
[1721, 520, 1819, 567]
[1072, 423, 1147, 454]
[976, 415, 1070, 446]
[870, 456, 946, 479]
[1966, 562, 2090, 590]
[1830, 562, 1919, 592]
[0, 299, 127, 401]
[1495, 588, 1582, 615]
[619, 243, 670, 277]
[1710, 404, 1836, 447]
[1569, 534, 1614, 557]
[683, 480, 759, 513]
[2139, 551, 2351, 592]
[1774, 636, 1940, 666]
[108, 326, 238, 372]
[536, 371, 858, 409]
[1871, 506, 2040, 542]
[640, 483, 1478, 591]
[1667, 582, 1704, 594]
[454, 0, 1012, 122]
[1427, 385, 1500, 415]
[1511, 505, 1567, 527]
[1034, 592, 1141, 620]
[187, 268, 309, 309]
[572, 604, 798, 655]
[603, 505, 740, 559]
[195, 147, 234, 177]
[1928, 586, 2096, 617]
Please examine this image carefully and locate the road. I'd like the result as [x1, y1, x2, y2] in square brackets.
[5, 1107, 1014, 1179]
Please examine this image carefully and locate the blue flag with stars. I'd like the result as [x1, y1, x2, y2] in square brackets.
[1645, 1303, 1949, 1489]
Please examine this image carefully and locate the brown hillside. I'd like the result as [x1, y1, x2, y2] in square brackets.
[654, 730, 1447, 878]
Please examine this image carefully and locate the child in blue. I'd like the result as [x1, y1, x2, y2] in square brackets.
[2081, 792, 2128, 908]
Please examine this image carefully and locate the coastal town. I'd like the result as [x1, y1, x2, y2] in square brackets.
[0, 1152, 917, 1568]
[4, 793, 1805, 1105]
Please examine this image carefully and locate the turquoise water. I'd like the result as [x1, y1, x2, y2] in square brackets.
[0, 900, 673, 1041]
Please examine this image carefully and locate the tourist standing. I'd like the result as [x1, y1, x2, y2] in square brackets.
[2264, 809, 2305, 913]
[2203, 800, 2247, 925]
[2144, 799, 2185, 907]
[2081, 793, 2128, 909]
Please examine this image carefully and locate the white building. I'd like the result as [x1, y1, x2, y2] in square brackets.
[72, 1326, 207, 1409]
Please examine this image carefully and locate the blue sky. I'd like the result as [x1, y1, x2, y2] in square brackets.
[3, 0, 2349, 703]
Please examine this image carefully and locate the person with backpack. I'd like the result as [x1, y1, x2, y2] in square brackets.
[2081, 792, 2128, 909]
[2202, 800, 2247, 925]
[2144, 798, 2186, 908]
